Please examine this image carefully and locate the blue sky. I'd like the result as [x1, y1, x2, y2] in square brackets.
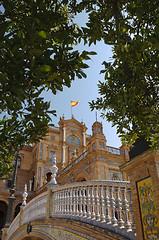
[41, 12, 122, 148]
[42, 12, 122, 148]
[43, 40, 122, 148]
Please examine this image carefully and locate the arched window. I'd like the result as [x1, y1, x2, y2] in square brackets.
[46, 172, 52, 182]
[14, 203, 22, 218]
[66, 135, 80, 145]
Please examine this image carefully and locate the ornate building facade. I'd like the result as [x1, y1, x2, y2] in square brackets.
[0, 116, 130, 233]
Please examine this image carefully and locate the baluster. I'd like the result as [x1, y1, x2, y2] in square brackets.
[75, 188, 79, 216]
[82, 187, 87, 218]
[79, 188, 83, 217]
[86, 186, 91, 219]
[72, 188, 76, 216]
[114, 186, 124, 227]
[57, 192, 60, 214]
[103, 186, 111, 223]
[64, 189, 67, 215]
[94, 186, 100, 221]
[66, 190, 69, 215]
[61, 190, 64, 215]
[99, 186, 105, 222]
[127, 187, 136, 233]
[90, 186, 96, 220]
[57, 191, 60, 214]
[109, 186, 117, 225]
[120, 186, 131, 230]
[54, 192, 58, 214]
[69, 188, 73, 215]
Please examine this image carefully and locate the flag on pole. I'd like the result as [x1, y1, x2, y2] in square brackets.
[71, 101, 79, 107]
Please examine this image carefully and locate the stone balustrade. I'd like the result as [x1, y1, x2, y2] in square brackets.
[7, 181, 136, 240]
[6, 214, 20, 240]
[51, 181, 135, 236]
[7, 191, 47, 240]
[22, 191, 47, 225]
[106, 146, 125, 157]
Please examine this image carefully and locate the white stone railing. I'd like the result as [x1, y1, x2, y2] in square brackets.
[7, 214, 20, 240]
[22, 191, 47, 225]
[51, 181, 136, 239]
[7, 181, 136, 240]
[107, 146, 125, 157]
[7, 191, 47, 240]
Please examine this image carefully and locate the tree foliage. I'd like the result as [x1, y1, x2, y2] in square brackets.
[73, 0, 159, 149]
[0, 0, 95, 179]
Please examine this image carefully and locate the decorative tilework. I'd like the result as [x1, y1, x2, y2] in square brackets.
[137, 177, 159, 240]
[33, 226, 89, 240]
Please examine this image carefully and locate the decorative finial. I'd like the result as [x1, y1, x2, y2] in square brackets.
[51, 157, 58, 185]
[62, 114, 65, 120]
[22, 184, 28, 206]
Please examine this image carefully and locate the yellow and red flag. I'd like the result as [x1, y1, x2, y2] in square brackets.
[71, 101, 79, 107]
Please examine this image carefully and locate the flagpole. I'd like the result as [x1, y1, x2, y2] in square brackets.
[71, 101, 72, 118]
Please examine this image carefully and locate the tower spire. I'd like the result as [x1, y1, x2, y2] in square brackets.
[96, 111, 97, 122]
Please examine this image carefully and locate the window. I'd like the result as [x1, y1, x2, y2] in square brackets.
[99, 142, 104, 148]
[66, 135, 80, 145]
[37, 167, 41, 187]
[97, 127, 101, 133]
[46, 172, 52, 182]
[40, 143, 43, 159]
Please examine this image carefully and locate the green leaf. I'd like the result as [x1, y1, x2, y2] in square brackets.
[39, 65, 51, 72]
[38, 31, 47, 38]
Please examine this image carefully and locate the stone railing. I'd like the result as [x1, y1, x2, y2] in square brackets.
[7, 181, 136, 240]
[51, 181, 136, 239]
[22, 191, 47, 225]
[6, 214, 20, 240]
[7, 191, 47, 240]
[107, 146, 125, 157]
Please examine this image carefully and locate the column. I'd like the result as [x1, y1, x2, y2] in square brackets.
[63, 126, 66, 141]
[83, 131, 86, 147]
[62, 145, 66, 167]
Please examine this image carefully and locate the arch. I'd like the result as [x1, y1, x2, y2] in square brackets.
[0, 201, 8, 230]
[46, 172, 52, 182]
[74, 172, 90, 182]
[19, 232, 51, 240]
[14, 203, 22, 218]
[66, 135, 80, 145]
[10, 218, 127, 240]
